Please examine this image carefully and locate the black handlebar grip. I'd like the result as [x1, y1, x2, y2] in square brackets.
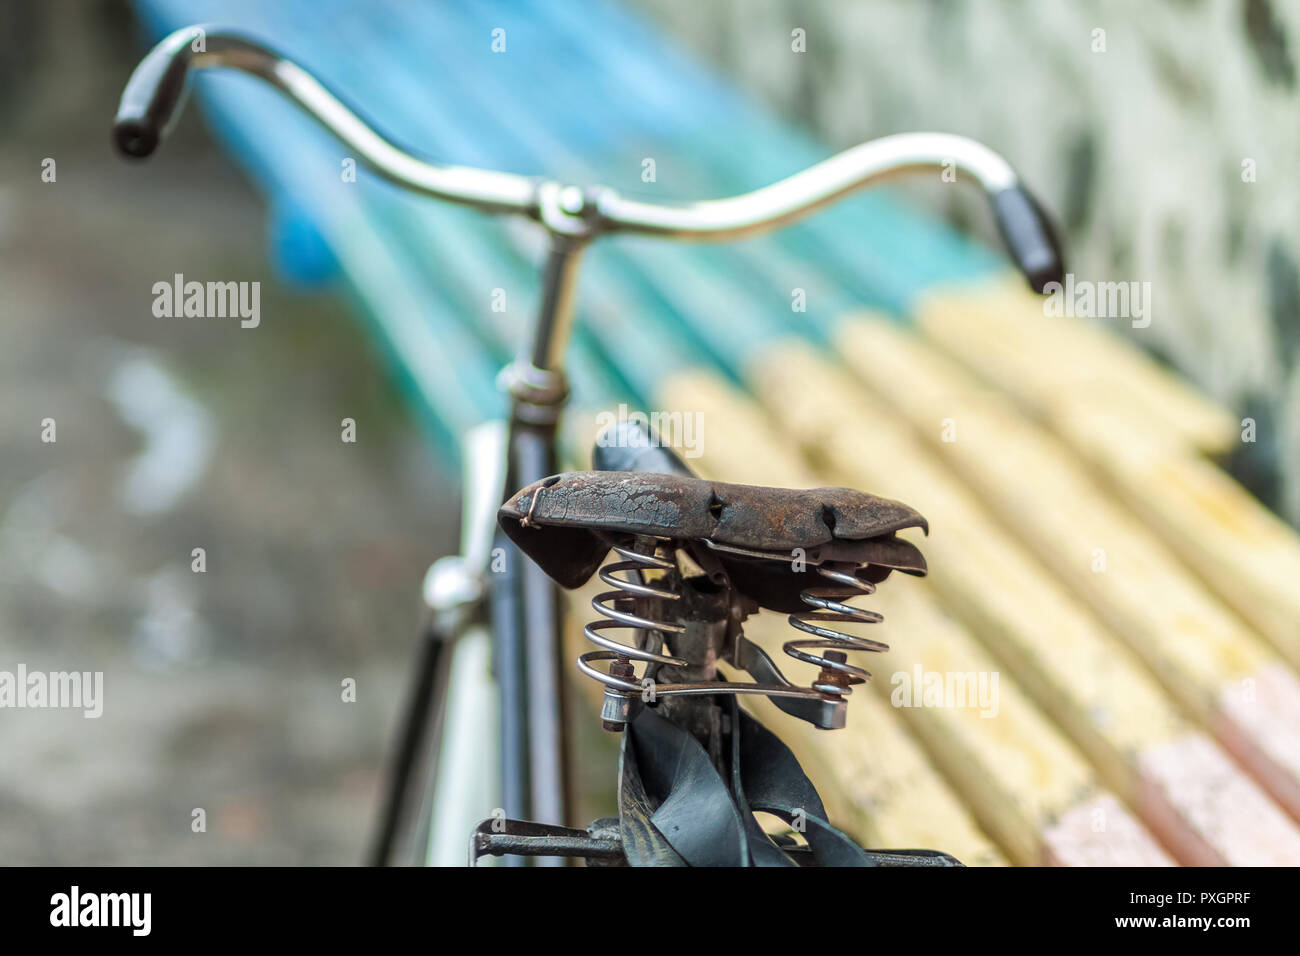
[113, 27, 207, 159]
[990, 185, 1065, 294]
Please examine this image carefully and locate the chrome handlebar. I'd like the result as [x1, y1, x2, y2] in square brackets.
[114, 25, 1064, 292]
[113, 29, 537, 216]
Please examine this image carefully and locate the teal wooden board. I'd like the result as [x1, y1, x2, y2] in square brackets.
[130, 0, 1020, 452]
[222, 0, 643, 416]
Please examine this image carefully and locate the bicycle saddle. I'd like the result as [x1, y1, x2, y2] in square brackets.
[499, 471, 927, 612]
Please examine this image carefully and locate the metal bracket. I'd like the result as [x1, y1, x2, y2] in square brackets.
[468, 817, 624, 866]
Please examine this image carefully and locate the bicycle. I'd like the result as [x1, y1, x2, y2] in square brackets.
[114, 24, 1063, 867]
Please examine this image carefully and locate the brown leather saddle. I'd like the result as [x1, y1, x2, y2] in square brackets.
[498, 471, 927, 613]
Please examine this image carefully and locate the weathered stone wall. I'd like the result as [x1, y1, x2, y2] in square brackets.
[635, 0, 1300, 522]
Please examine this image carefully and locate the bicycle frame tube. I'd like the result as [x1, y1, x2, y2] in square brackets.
[379, 422, 511, 866]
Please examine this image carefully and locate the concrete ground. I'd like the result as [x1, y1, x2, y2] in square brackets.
[0, 2, 460, 864]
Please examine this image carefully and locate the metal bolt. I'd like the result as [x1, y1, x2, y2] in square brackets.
[558, 185, 585, 215]
[816, 650, 852, 692]
[601, 657, 637, 732]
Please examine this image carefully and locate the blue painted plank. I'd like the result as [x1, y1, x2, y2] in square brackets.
[128, 0, 1021, 435]
[131, 0, 512, 461]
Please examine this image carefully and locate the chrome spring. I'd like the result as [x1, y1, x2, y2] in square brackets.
[783, 563, 889, 697]
[576, 539, 688, 700]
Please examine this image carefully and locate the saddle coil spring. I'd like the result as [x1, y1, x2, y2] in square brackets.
[783, 564, 889, 696]
[577, 539, 890, 729]
[576, 539, 688, 729]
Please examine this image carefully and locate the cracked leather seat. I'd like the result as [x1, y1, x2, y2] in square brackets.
[498, 471, 927, 613]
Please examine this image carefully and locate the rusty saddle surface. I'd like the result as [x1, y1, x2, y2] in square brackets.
[499, 471, 928, 613]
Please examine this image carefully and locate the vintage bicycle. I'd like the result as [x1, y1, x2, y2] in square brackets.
[114, 24, 1063, 866]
